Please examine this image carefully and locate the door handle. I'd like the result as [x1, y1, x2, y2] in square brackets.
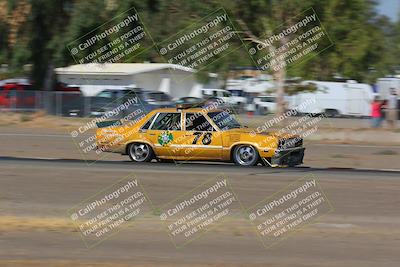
[149, 133, 156, 136]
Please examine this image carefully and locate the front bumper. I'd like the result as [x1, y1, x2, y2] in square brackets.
[271, 147, 305, 166]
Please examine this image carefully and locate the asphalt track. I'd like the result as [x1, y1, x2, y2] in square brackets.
[1, 153, 400, 266]
[1, 155, 400, 176]
[1, 130, 400, 266]
[2, 129, 399, 170]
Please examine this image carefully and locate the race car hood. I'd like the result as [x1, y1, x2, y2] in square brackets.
[225, 127, 297, 139]
[222, 127, 302, 150]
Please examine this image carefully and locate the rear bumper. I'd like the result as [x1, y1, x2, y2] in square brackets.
[271, 147, 305, 166]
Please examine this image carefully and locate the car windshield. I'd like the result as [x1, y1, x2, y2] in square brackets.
[222, 91, 231, 97]
[208, 111, 242, 130]
[96, 91, 115, 98]
[177, 97, 199, 104]
[261, 97, 275, 102]
[229, 90, 244, 97]
[147, 93, 171, 101]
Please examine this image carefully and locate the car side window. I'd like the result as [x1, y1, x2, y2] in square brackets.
[151, 113, 181, 130]
[97, 91, 112, 98]
[141, 114, 157, 130]
[123, 91, 139, 104]
[185, 113, 215, 131]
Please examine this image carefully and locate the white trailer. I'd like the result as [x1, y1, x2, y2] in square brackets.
[288, 80, 374, 117]
[376, 77, 400, 100]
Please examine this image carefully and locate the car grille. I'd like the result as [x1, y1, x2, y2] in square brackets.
[278, 137, 303, 149]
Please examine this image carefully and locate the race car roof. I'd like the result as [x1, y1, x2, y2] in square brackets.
[151, 107, 224, 113]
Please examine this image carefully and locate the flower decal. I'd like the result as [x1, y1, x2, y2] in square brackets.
[158, 131, 173, 146]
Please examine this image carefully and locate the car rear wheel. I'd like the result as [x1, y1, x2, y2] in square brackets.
[128, 143, 154, 162]
[233, 145, 259, 166]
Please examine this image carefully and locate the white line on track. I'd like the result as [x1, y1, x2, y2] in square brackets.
[314, 223, 355, 229]
[309, 143, 399, 149]
[30, 157, 64, 160]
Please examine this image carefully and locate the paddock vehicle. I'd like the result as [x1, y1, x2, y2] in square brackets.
[0, 81, 35, 109]
[288, 80, 374, 117]
[253, 95, 277, 115]
[96, 105, 305, 167]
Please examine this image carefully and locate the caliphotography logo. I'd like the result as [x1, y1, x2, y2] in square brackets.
[157, 174, 245, 249]
[247, 174, 334, 249]
[68, 175, 153, 248]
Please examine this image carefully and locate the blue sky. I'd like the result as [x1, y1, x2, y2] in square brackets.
[377, 0, 399, 21]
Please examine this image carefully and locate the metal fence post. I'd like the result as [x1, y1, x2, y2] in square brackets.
[56, 92, 61, 116]
[11, 89, 17, 111]
[83, 96, 88, 117]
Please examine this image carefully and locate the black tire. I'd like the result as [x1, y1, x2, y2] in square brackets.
[157, 158, 174, 163]
[232, 145, 259, 166]
[127, 143, 154, 162]
[325, 109, 339, 118]
[237, 102, 245, 113]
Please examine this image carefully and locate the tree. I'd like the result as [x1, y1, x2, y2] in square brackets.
[1, 0, 398, 96]
[234, 0, 314, 115]
[29, 0, 74, 90]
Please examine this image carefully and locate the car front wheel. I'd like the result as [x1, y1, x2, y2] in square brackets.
[233, 145, 259, 166]
[128, 143, 154, 162]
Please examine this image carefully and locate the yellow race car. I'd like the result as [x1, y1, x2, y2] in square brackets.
[96, 105, 305, 167]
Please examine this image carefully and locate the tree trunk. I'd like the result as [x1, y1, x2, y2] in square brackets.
[275, 66, 286, 116]
[272, 36, 287, 117]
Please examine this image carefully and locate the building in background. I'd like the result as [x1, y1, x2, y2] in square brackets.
[55, 63, 218, 98]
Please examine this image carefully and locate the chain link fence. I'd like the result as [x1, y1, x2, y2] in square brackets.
[0, 90, 84, 116]
[0, 90, 169, 118]
[1, 90, 393, 118]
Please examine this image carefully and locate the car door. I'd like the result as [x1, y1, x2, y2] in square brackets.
[179, 112, 223, 159]
[346, 87, 364, 115]
[144, 112, 183, 158]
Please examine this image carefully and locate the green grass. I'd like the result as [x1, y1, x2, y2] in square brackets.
[19, 114, 33, 122]
[151, 208, 162, 217]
